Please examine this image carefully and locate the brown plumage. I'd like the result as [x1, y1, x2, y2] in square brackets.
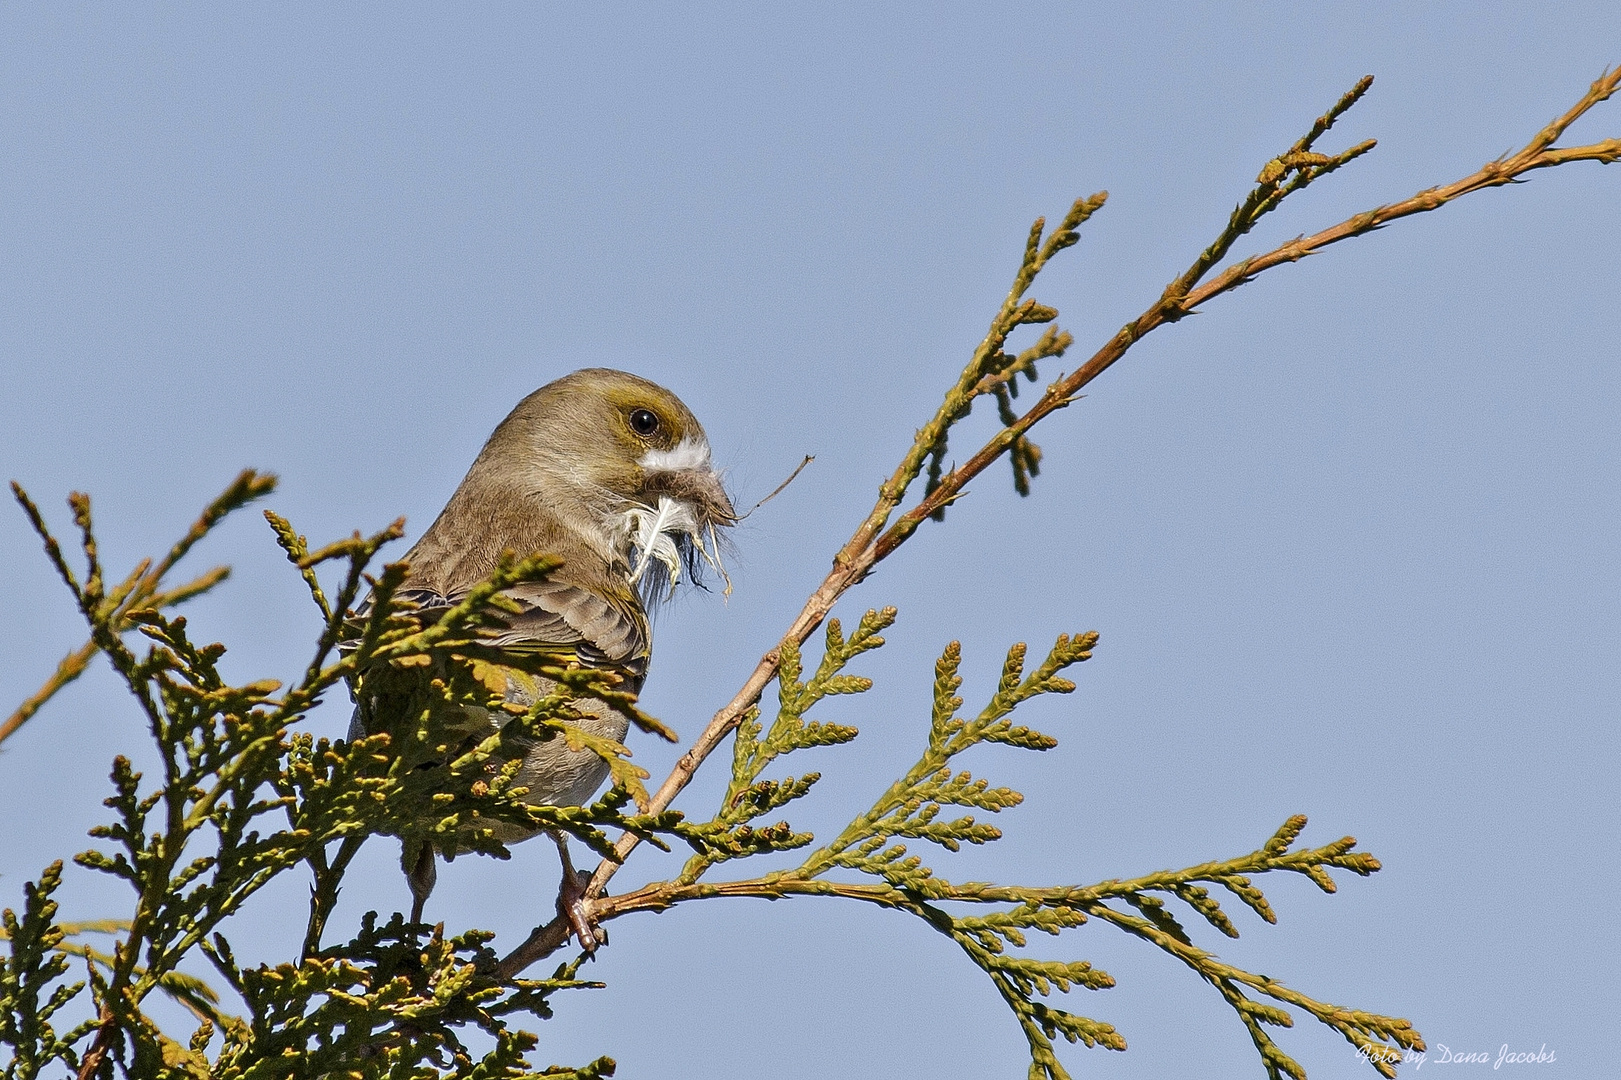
[348, 369, 734, 938]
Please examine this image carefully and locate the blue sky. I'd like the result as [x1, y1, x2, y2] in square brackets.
[2, 5, 1617, 1077]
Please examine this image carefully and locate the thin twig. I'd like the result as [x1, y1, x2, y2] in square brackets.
[0, 640, 98, 746]
[3, 471, 274, 748]
[737, 455, 815, 519]
[891, 69, 1621, 544]
[494, 826, 1370, 980]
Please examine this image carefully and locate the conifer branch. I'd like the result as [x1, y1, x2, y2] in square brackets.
[502, 627, 1418, 1078]
[579, 67, 1621, 914]
[6, 491, 679, 1077]
[3, 472, 275, 747]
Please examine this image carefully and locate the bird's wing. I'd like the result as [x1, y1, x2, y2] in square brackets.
[385, 580, 649, 686]
[489, 579, 648, 675]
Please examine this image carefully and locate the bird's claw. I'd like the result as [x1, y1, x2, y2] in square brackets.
[557, 868, 606, 953]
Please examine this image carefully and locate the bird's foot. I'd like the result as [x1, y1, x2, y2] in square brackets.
[557, 868, 607, 953]
[406, 840, 437, 932]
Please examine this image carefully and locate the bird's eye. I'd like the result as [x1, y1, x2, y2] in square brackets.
[629, 408, 660, 436]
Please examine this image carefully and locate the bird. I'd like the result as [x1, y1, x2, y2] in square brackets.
[347, 368, 735, 948]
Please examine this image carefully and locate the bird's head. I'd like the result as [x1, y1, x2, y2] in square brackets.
[474, 368, 736, 595]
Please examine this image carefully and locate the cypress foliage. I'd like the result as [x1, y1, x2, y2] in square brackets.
[6, 70, 1619, 1079]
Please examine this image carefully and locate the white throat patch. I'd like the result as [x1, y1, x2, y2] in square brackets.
[638, 437, 711, 474]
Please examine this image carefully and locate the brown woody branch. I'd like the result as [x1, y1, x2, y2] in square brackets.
[497, 68, 1621, 977]
[493, 825, 1373, 980]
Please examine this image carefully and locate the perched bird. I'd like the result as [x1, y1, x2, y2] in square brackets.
[348, 368, 734, 946]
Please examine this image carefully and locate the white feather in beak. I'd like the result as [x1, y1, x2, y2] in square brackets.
[620, 495, 731, 598]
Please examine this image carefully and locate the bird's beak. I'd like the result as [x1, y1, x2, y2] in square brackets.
[644, 464, 736, 532]
[627, 460, 737, 596]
